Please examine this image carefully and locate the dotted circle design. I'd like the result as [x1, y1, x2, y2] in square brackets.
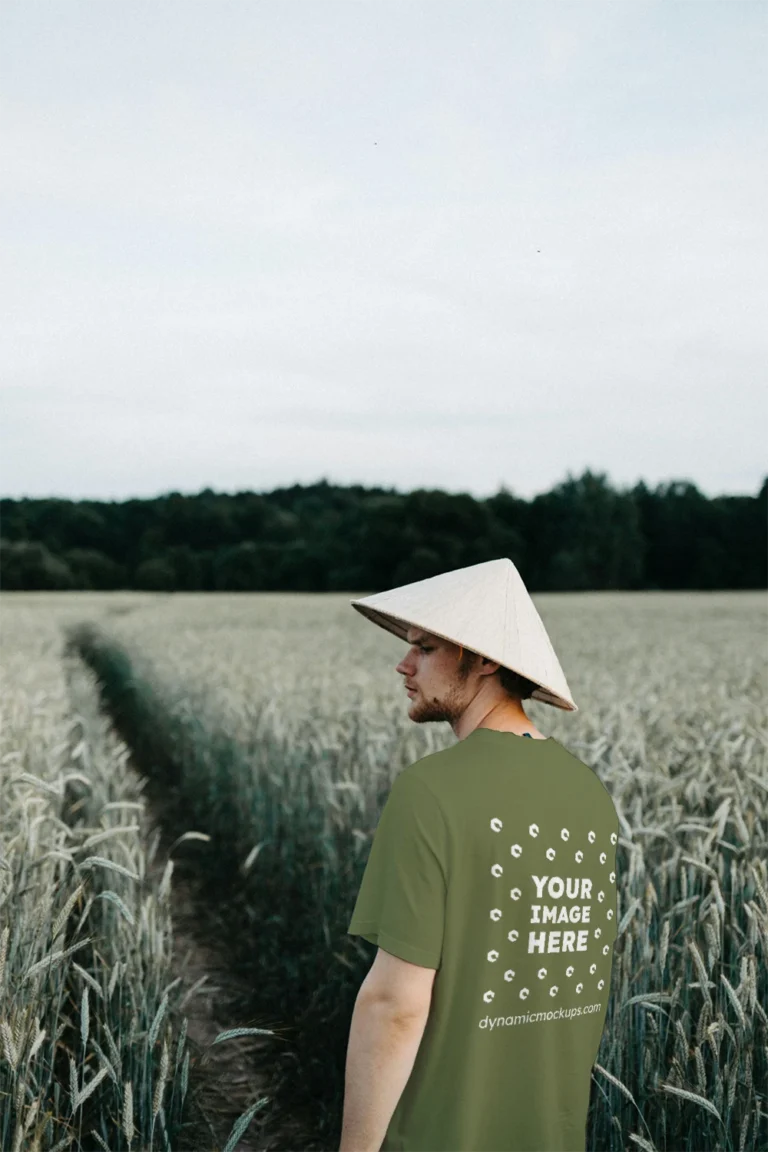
[484, 815, 617, 1009]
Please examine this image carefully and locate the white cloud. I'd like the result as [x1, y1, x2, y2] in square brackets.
[1, 1, 765, 500]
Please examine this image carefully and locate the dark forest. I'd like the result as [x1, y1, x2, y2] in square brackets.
[2, 469, 766, 593]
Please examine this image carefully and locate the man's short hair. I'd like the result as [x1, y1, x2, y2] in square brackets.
[455, 646, 537, 701]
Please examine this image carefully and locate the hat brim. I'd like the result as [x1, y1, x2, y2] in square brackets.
[351, 602, 578, 712]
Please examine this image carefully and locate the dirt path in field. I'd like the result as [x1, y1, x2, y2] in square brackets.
[136, 798, 263, 1152]
[68, 623, 324, 1151]
[141, 800, 321, 1152]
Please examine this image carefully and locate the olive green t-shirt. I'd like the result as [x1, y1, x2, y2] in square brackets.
[347, 728, 620, 1152]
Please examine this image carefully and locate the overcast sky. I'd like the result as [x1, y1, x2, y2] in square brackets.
[2, 1, 766, 504]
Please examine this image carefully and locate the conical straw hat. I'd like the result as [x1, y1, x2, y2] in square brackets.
[350, 557, 577, 712]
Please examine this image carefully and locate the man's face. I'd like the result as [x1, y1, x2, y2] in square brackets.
[394, 627, 475, 725]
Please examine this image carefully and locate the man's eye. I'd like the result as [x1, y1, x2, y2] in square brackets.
[420, 646, 430, 652]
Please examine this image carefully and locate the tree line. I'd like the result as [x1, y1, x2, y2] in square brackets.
[1, 469, 765, 593]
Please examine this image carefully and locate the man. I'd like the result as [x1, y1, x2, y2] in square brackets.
[340, 558, 619, 1152]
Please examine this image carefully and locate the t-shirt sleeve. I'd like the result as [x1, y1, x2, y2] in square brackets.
[347, 770, 448, 970]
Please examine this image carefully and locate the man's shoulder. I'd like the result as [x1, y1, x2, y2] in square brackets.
[400, 738, 467, 795]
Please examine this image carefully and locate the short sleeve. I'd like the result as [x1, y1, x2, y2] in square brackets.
[347, 771, 448, 970]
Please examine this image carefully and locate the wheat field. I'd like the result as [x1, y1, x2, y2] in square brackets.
[0, 597, 267, 1152]
[1, 589, 766, 1151]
